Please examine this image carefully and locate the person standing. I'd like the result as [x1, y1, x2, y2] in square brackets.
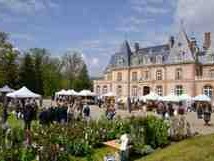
[83, 103, 90, 122]
[120, 134, 129, 161]
[196, 103, 203, 119]
[203, 103, 212, 126]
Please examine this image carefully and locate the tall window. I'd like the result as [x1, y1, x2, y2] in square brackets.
[117, 85, 122, 96]
[203, 85, 213, 98]
[156, 70, 162, 80]
[156, 86, 163, 96]
[132, 86, 138, 97]
[145, 71, 149, 80]
[175, 68, 182, 80]
[117, 72, 122, 81]
[209, 69, 214, 78]
[175, 85, 183, 95]
[102, 86, 108, 94]
[96, 86, 100, 95]
[132, 72, 138, 81]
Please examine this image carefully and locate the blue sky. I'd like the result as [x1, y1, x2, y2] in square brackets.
[0, 0, 214, 76]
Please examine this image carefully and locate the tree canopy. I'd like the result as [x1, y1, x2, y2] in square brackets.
[0, 31, 92, 96]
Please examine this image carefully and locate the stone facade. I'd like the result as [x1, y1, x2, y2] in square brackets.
[93, 28, 214, 101]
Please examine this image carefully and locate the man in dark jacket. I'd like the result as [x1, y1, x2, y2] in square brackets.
[23, 102, 34, 130]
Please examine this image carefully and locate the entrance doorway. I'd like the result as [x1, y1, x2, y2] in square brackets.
[143, 86, 150, 95]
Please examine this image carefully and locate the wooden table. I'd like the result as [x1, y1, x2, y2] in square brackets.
[103, 140, 120, 150]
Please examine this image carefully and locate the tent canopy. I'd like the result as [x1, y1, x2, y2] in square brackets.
[0, 85, 14, 93]
[6, 86, 41, 98]
[179, 94, 192, 101]
[78, 90, 96, 96]
[193, 94, 211, 102]
[102, 92, 116, 97]
[161, 94, 180, 102]
[55, 89, 67, 96]
[144, 92, 160, 101]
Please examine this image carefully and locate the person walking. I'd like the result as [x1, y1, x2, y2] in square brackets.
[83, 103, 90, 122]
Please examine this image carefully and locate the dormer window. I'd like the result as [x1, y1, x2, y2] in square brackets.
[156, 55, 162, 64]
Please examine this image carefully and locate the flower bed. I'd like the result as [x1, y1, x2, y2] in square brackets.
[0, 115, 169, 160]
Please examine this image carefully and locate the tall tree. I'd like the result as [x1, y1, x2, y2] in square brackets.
[19, 54, 36, 91]
[30, 48, 47, 95]
[73, 63, 92, 91]
[62, 51, 84, 88]
[0, 32, 19, 88]
[42, 56, 63, 96]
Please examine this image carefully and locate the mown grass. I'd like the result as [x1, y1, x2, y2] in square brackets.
[137, 134, 214, 161]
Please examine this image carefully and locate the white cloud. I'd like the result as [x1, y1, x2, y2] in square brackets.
[174, 0, 214, 46]
[12, 33, 34, 41]
[91, 57, 99, 66]
[0, 0, 59, 14]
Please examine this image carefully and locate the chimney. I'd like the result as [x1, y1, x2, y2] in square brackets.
[134, 42, 140, 52]
[203, 32, 211, 50]
[169, 36, 174, 48]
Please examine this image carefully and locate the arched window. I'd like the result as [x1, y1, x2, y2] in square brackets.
[175, 68, 182, 80]
[156, 86, 163, 96]
[132, 86, 138, 97]
[156, 70, 162, 80]
[117, 72, 122, 81]
[175, 85, 183, 95]
[203, 85, 213, 98]
[117, 85, 122, 96]
[102, 86, 108, 94]
[96, 86, 100, 95]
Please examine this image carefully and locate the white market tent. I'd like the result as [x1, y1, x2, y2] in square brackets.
[66, 89, 78, 96]
[0, 85, 14, 93]
[144, 92, 160, 101]
[55, 89, 67, 96]
[77, 90, 96, 97]
[6, 86, 41, 98]
[179, 94, 192, 101]
[193, 94, 211, 102]
[102, 92, 116, 97]
[161, 94, 180, 102]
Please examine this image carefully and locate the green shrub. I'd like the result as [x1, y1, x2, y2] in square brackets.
[143, 116, 169, 148]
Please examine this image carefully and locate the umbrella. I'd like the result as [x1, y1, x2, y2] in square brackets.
[6, 86, 41, 98]
[193, 94, 211, 102]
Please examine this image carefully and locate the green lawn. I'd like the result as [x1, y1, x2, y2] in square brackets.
[137, 134, 214, 161]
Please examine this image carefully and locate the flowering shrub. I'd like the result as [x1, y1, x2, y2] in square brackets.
[0, 115, 169, 159]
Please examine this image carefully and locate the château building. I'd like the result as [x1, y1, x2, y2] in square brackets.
[93, 28, 214, 101]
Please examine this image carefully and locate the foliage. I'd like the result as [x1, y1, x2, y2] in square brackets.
[0, 32, 19, 88]
[0, 30, 93, 96]
[0, 115, 169, 159]
[143, 116, 169, 148]
[169, 116, 192, 141]
[19, 53, 36, 91]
